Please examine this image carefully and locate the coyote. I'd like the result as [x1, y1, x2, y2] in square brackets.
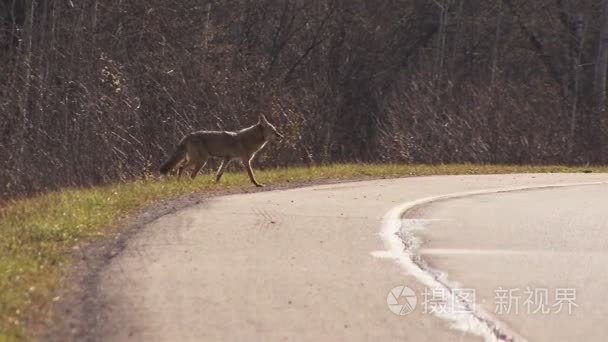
[160, 115, 283, 187]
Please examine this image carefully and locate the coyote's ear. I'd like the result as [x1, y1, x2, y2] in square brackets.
[258, 114, 268, 125]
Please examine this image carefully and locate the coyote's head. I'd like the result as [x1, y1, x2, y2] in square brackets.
[258, 114, 284, 141]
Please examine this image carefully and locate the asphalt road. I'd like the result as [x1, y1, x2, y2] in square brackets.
[91, 174, 608, 341]
[414, 183, 608, 341]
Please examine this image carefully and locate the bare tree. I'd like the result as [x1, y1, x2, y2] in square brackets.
[595, 0, 608, 113]
[2, 0, 608, 199]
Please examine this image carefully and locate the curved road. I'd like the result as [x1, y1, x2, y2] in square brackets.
[91, 174, 608, 341]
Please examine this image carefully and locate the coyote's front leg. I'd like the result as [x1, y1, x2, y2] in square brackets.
[244, 158, 264, 187]
[215, 157, 231, 183]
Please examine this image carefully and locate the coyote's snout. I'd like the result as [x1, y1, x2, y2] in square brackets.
[160, 115, 283, 187]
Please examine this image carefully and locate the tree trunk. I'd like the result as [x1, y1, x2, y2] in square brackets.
[568, 13, 585, 160]
[595, 0, 608, 112]
[491, 0, 502, 86]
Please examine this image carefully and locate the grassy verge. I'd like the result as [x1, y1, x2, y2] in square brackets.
[1, 163, 607, 340]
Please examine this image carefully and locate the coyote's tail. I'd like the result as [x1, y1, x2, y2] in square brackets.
[160, 139, 187, 174]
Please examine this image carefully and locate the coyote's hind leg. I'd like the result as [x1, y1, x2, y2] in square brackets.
[190, 159, 208, 179]
[177, 159, 191, 179]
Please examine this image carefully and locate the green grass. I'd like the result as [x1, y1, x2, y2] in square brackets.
[1, 163, 607, 340]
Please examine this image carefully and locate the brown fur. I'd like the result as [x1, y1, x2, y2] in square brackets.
[160, 115, 283, 187]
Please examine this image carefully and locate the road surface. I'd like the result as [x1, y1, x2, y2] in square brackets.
[90, 174, 608, 341]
